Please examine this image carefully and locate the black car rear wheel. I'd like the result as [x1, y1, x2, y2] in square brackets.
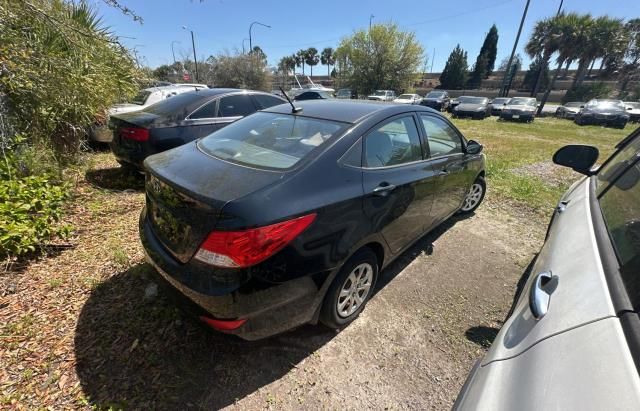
[459, 176, 486, 214]
[320, 248, 378, 329]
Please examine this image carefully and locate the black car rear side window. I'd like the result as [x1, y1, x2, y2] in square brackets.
[142, 92, 206, 116]
[217, 94, 256, 117]
[364, 116, 422, 168]
[253, 94, 285, 110]
[599, 160, 640, 308]
[420, 115, 463, 157]
[190, 99, 217, 119]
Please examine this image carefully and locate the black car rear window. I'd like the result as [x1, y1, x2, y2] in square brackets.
[142, 92, 207, 116]
[198, 112, 346, 170]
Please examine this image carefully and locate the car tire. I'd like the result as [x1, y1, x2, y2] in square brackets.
[459, 176, 486, 214]
[320, 248, 379, 329]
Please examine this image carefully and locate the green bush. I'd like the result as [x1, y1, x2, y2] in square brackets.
[563, 82, 613, 104]
[0, 153, 71, 257]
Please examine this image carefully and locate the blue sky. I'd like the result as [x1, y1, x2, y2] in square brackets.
[91, 0, 640, 72]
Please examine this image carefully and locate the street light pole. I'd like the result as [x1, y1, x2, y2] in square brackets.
[500, 0, 531, 97]
[242, 38, 249, 54]
[249, 21, 271, 52]
[171, 41, 180, 64]
[369, 14, 375, 31]
[182, 26, 198, 82]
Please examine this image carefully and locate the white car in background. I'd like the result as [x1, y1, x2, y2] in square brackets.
[90, 84, 208, 142]
[367, 90, 396, 101]
[393, 94, 422, 104]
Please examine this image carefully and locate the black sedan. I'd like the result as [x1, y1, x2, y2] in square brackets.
[420, 90, 450, 111]
[555, 101, 584, 119]
[109, 89, 286, 170]
[499, 97, 537, 122]
[575, 99, 629, 129]
[451, 97, 491, 119]
[140, 101, 486, 340]
[293, 90, 334, 101]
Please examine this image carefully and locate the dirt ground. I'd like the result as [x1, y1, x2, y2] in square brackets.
[1, 154, 546, 410]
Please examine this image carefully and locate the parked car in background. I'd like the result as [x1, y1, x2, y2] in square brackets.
[109, 89, 285, 170]
[555, 101, 584, 119]
[336, 88, 358, 99]
[624, 101, 640, 123]
[499, 97, 538, 123]
[574, 99, 629, 129]
[393, 94, 422, 104]
[489, 97, 511, 116]
[421, 90, 450, 111]
[293, 90, 334, 101]
[90, 85, 208, 143]
[448, 95, 473, 113]
[454, 127, 640, 411]
[141, 101, 486, 340]
[367, 90, 396, 101]
[451, 96, 491, 119]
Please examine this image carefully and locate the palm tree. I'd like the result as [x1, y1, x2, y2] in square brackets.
[305, 47, 320, 77]
[321, 47, 335, 76]
[278, 55, 296, 89]
[295, 49, 306, 75]
[525, 16, 563, 97]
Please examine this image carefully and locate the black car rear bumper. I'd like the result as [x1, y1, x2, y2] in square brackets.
[110, 138, 147, 170]
[140, 208, 321, 340]
[453, 110, 485, 118]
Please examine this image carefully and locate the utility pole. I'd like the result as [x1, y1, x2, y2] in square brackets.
[531, 0, 565, 98]
[249, 21, 271, 52]
[500, 0, 531, 97]
[182, 26, 198, 82]
[430, 48, 436, 73]
[369, 14, 375, 31]
[242, 38, 249, 54]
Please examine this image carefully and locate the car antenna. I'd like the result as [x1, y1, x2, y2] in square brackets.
[279, 86, 302, 113]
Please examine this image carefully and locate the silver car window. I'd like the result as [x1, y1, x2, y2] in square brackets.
[596, 137, 640, 196]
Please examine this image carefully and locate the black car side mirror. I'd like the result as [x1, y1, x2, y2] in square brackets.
[552, 145, 599, 175]
[580, 105, 585, 109]
[628, 107, 633, 111]
[503, 103, 507, 106]
[466, 140, 483, 155]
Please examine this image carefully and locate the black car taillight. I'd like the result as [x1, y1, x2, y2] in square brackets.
[120, 127, 149, 142]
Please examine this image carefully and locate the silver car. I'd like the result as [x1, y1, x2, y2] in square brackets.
[455, 127, 640, 410]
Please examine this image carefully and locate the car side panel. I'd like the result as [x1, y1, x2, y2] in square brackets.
[456, 318, 640, 411]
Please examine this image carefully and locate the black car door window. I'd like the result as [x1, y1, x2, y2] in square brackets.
[420, 115, 463, 157]
[189, 100, 217, 119]
[253, 94, 285, 110]
[364, 116, 422, 168]
[217, 94, 256, 117]
[599, 160, 640, 307]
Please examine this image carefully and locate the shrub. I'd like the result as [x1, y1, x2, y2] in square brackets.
[563, 82, 613, 104]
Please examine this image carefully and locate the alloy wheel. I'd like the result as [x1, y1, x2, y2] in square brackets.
[337, 263, 373, 318]
[462, 183, 484, 212]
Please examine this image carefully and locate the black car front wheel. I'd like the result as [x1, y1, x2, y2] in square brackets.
[459, 176, 486, 214]
[320, 248, 378, 329]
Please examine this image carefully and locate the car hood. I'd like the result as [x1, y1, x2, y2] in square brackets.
[583, 107, 625, 114]
[563, 107, 581, 113]
[422, 97, 444, 102]
[456, 103, 485, 110]
[368, 95, 385, 99]
[627, 108, 640, 115]
[504, 104, 535, 111]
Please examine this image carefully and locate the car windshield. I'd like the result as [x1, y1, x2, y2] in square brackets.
[458, 97, 487, 104]
[398, 94, 414, 99]
[131, 90, 151, 105]
[565, 102, 584, 108]
[198, 112, 346, 170]
[143, 92, 206, 117]
[627, 102, 640, 109]
[337, 89, 350, 96]
[586, 100, 624, 109]
[596, 133, 640, 195]
[426, 91, 445, 98]
[508, 98, 535, 106]
[374, 90, 388, 96]
[491, 98, 509, 104]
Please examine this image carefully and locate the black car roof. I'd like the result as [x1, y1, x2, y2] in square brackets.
[264, 100, 438, 123]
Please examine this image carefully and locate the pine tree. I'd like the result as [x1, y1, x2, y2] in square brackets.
[439, 45, 468, 89]
[467, 52, 488, 88]
[478, 24, 499, 77]
[522, 57, 550, 92]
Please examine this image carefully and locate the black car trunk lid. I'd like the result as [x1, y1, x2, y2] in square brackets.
[144, 142, 285, 263]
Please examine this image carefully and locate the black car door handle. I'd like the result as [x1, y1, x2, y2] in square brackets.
[372, 183, 396, 196]
[437, 169, 450, 176]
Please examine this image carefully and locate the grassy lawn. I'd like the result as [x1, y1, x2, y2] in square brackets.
[449, 115, 633, 214]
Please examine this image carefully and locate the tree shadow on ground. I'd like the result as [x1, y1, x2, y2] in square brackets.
[465, 326, 500, 348]
[74, 212, 474, 409]
[85, 166, 145, 192]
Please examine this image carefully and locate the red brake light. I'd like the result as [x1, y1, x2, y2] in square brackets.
[194, 213, 317, 268]
[120, 127, 149, 142]
[199, 316, 246, 331]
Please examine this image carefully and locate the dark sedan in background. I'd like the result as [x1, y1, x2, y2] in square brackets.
[489, 97, 511, 116]
[141, 101, 486, 340]
[293, 90, 334, 101]
[574, 99, 629, 129]
[421, 90, 450, 111]
[499, 97, 537, 123]
[109, 89, 285, 170]
[555, 101, 584, 119]
[451, 96, 491, 119]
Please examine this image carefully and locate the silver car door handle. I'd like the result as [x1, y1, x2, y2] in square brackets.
[372, 183, 396, 196]
[529, 271, 554, 320]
